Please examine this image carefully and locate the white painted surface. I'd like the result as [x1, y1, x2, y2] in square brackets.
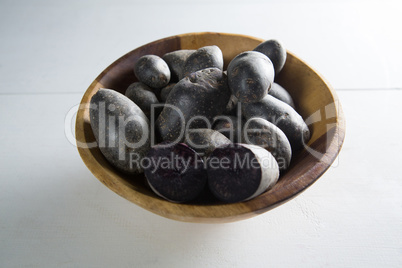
[0, 1, 401, 267]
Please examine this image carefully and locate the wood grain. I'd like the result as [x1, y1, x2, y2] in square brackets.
[75, 32, 345, 223]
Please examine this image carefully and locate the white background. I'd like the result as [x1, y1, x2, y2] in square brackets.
[1, 0, 401, 267]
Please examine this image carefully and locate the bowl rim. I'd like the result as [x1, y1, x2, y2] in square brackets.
[75, 32, 346, 223]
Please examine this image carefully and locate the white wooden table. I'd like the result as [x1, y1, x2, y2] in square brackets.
[1, 1, 401, 267]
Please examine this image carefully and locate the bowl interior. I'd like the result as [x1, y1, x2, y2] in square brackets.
[76, 32, 345, 223]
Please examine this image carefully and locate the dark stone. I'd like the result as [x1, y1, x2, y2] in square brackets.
[268, 82, 295, 109]
[182, 46, 224, 78]
[207, 144, 279, 203]
[89, 88, 150, 174]
[253, 39, 287, 74]
[134, 55, 170, 89]
[156, 68, 231, 142]
[243, 117, 292, 171]
[125, 82, 161, 119]
[162, 49, 195, 81]
[144, 143, 207, 203]
[183, 128, 231, 157]
[227, 51, 274, 103]
[242, 94, 310, 152]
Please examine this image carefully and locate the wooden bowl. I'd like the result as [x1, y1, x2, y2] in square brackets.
[76, 32, 345, 223]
